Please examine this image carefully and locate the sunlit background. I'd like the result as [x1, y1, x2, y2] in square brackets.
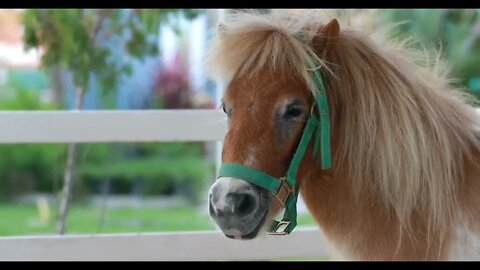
[0, 9, 479, 240]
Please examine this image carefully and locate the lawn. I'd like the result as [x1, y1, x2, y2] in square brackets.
[0, 203, 317, 236]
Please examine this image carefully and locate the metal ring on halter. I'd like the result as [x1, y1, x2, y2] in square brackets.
[268, 220, 291, 235]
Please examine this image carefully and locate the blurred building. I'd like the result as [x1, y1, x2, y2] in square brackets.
[0, 9, 40, 68]
[0, 9, 47, 98]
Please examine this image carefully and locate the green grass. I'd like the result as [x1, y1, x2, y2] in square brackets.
[0, 203, 317, 236]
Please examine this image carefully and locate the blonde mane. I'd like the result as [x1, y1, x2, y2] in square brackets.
[206, 9, 480, 239]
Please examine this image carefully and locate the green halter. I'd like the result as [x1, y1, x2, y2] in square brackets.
[217, 59, 332, 235]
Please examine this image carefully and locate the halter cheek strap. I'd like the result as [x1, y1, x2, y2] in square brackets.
[217, 60, 331, 235]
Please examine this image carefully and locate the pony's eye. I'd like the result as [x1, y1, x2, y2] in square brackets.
[284, 106, 303, 118]
[222, 105, 227, 114]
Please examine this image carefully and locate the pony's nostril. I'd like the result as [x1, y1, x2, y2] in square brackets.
[227, 192, 257, 217]
[237, 193, 256, 217]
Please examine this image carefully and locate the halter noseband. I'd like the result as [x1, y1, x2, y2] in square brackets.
[217, 59, 332, 235]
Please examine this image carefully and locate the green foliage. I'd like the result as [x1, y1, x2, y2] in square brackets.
[0, 86, 53, 110]
[0, 143, 66, 201]
[76, 143, 214, 204]
[380, 9, 480, 97]
[22, 9, 202, 93]
[0, 87, 65, 201]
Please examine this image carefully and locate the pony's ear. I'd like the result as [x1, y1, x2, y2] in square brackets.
[313, 18, 340, 55]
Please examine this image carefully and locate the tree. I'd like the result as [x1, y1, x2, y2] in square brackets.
[22, 9, 201, 234]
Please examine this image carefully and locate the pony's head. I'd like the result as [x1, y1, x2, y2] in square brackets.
[206, 11, 340, 239]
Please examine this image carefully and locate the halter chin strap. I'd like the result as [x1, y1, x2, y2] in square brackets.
[217, 61, 331, 235]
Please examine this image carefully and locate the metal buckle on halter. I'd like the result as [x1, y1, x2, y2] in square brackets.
[310, 103, 316, 116]
[273, 177, 294, 207]
[269, 220, 291, 235]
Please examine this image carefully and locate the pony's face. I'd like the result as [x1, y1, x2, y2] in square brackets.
[208, 69, 311, 239]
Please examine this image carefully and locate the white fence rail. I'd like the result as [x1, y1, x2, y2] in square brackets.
[0, 109, 327, 261]
[0, 227, 326, 261]
[0, 110, 227, 143]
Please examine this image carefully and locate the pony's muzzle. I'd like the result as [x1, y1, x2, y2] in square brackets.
[208, 177, 269, 239]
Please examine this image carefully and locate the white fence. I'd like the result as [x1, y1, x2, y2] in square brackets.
[0, 227, 326, 261]
[0, 110, 327, 261]
[0, 110, 227, 143]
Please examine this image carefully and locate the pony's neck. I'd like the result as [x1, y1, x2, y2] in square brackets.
[299, 146, 480, 260]
[299, 163, 449, 260]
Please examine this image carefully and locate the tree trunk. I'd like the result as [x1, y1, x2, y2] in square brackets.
[49, 66, 65, 107]
[56, 87, 85, 234]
